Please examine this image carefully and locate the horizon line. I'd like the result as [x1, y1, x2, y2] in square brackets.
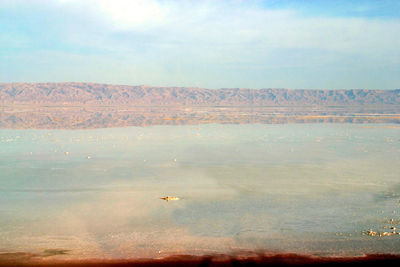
[1, 81, 399, 91]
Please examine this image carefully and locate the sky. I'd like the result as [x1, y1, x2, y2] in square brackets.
[0, 0, 399, 89]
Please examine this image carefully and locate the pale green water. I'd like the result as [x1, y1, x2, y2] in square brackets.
[0, 124, 399, 259]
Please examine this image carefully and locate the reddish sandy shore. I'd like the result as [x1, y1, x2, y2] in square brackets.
[1, 254, 400, 267]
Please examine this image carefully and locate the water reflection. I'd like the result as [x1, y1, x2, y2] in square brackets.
[1, 106, 399, 129]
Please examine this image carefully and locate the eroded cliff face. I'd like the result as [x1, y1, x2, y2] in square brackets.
[1, 82, 399, 106]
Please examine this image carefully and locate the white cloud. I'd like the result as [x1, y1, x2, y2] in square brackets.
[3, 0, 400, 88]
[6, 0, 400, 55]
[58, 0, 171, 31]
[55, 0, 400, 54]
[94, 0, 168, 30]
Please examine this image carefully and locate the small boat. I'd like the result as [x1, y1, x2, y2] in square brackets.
[160, 196, 180, 202]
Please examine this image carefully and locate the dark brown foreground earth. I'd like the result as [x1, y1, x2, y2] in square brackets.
[1, 254, 400, 267]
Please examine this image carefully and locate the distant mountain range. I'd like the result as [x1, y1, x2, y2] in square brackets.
[1, 82, 399, 106]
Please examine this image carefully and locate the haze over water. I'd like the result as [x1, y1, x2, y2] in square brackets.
[2, 0, 400, 264]
[1, 122, 399, 260]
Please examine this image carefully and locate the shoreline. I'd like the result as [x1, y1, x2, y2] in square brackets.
[1, 253, 400, 267]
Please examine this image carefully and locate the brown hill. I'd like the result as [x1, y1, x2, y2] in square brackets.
[0, 82, 399, 106]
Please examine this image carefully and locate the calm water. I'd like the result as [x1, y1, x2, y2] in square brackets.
[0, 123, 399, 259]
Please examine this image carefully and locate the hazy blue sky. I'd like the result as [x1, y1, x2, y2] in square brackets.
[1, 0, 399, 89]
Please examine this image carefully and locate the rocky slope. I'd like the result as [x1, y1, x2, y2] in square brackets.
[1, 82, 399, 106]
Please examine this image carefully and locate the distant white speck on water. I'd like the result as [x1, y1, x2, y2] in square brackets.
[160, 196, 180, 202]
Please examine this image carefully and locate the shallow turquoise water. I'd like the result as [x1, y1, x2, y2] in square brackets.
[0, 123, 399, 259]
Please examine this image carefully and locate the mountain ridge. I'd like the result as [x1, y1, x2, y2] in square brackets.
[1, 82, 399, 106]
